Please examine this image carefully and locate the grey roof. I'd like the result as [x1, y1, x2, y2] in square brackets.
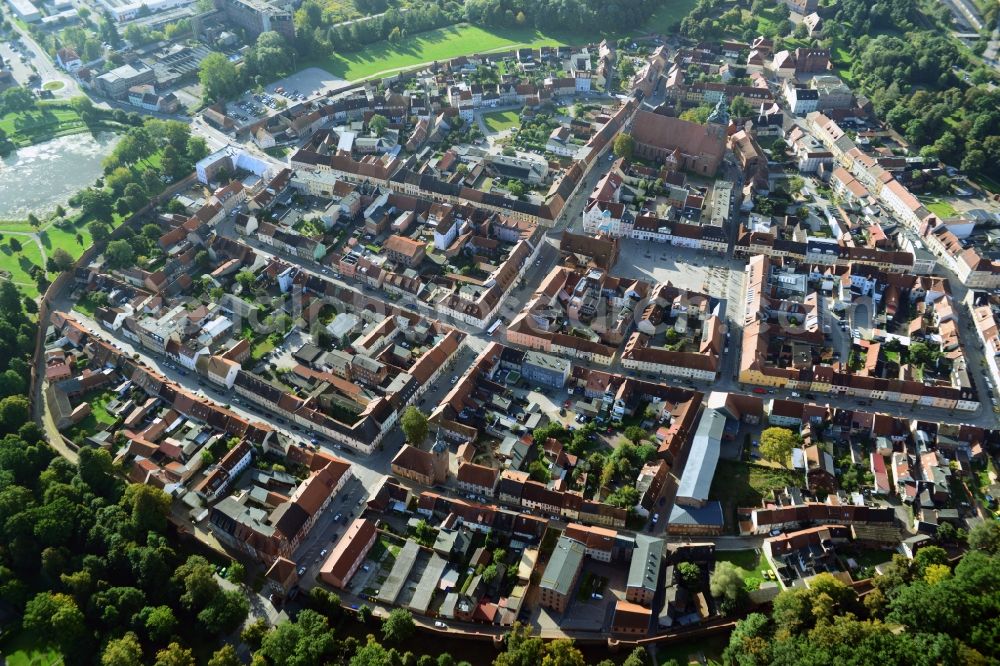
[540, 536, 585, 596]
[408, 553, 447, 614]
[667, 501, 724, 527]
[628, 535, 664, 593]
[676, 408, 726, 503]
[377, 540, 419, 605]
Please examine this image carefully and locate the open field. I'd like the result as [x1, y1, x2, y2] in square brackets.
[0, 103, 87, 148]
[482, 109, 521, 132]
[39, 223, 91, 260]
[642, 0, 700, 34]
[308, 24, 568, 80]
[654, 634, 727, 665]
[309, 1, 701, 83]
[0, 240, 43, 298]
[922, 198, 958, 218]
[710, 460, 803, 506]
[715, 549, 775, 591]
[0, 629, 63, 666]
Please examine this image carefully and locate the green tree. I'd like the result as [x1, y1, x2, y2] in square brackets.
[382, 608, 415, 643]
[139, 604, 177, 643]
[105, 239, 135, 269]
[199, 52, 240, 102]
[677, 562, 701, 587]
[730, 96, 753, 118]
[759, 427, 798, 466]
[369, 113, 389, 137]
[226, 561, 246, 585]
[604, 485, 639, 508]
[351, 636, 393, 666]
[400, 406, 428, 444]
[621, 647, 647, 666]
[0, 395, 30, 434]
[23, 592, 87, 655]
[494, 623, 545, 666]
[679, 105, 712, 123]
[527, 459, 551, 482]
[968, 521, 1000, 554]
[123, 483, 171, 533]
[50, 248, 75, 272]
[542, 639, 585, 666]
[246, 31, 294, 78]
[154, 642, 195, 666]
[207, 645, 241, 666]
[123, 182, 147, 211]
[709, 561, 745, 604]
[722, 612, 772, 666]
[912, 545, 948, 577]
[623, 425, 647, 443]
[613, 132, 634, 159]
[198, 589, 249, 634]
[102, 632, 144, 666]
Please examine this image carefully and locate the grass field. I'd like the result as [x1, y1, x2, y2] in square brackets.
[0, 629, 63, 666]
[715, 549, 775, 592]
[308, 24, 568, 80]
[39, 222, 91, 259]
[711, 460, 803, 506]
[482, 109, 521, 132]
[0, 240, 43, 298]
[42, 81, 65, 91]
[642, 0, 700, 33]
[655, 634, 727, 665]
[0, 103, 88, 148]
[922, 198, 958, 218]
[310, 1, 702, 83]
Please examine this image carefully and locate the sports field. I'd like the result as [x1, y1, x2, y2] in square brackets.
[483, 109, 521, 132]
[312, 0, 700, 82]
[311, 24, 567, 81]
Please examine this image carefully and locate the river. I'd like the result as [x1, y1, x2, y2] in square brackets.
[0, 132, 119, 220]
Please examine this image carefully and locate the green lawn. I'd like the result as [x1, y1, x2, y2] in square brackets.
[710, 460, 803, 507]
[307, 24, 569, 81]
[715, 549, 775, 592]
[39, 223, 92, 261]
[250, 337, 275, 361]
[65, 390, 120, 439]
[0, 240, 43, 298]
[0, 103, 88, 148]
[482, 109, 521, 132]
[642, 0, 700, 34]
[655, 634, 727, 665]
[0, 629, 63, 666]
[922, 198, 958, 219]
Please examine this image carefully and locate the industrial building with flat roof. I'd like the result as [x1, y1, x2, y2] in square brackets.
[6, 0, 41, 21]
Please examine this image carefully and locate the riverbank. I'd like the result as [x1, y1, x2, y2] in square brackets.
[0, 100, 123, 153]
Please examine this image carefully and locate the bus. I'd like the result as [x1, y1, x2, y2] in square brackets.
[486, 319, 502, 336]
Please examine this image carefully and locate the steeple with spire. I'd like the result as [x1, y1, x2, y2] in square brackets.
[707, 95, 730, 126]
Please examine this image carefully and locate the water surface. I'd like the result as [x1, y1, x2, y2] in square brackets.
[0, 132, 119, 219]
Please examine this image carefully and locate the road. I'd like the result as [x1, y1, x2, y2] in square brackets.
[2, 13, 80, 98]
